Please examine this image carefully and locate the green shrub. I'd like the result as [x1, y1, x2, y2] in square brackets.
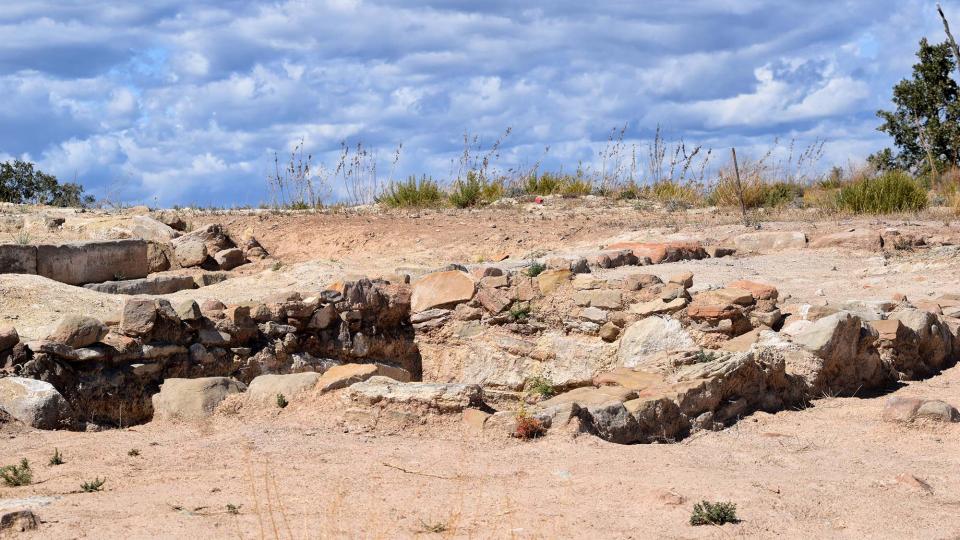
[49, 448, 64, 466]
[449, 171, 502, 208]
[689, 500, 738, 526]
[377, 176, 445, 208]
[835, 170, 928, 214]
[1, 459, 33, 486]
[81, 477, 106, 492]
[525, 376, 556, 398]
[644, 180, 703, 206]
[708, 177, 803, 209]
[523, 172, 567, 195]
[525, 261, 546, 277]
[276, 393, 289, 408]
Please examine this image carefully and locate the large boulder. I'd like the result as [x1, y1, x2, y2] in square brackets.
[345, 376, 482, 412]
[410, 271, 476, 313]
[618, 317, 695, 368]
[213, 248, 246, 270]
[151, 377, 246, 421]
[36, 240, 149, 285]
[0, 377, 75, 429]
[119, 298, 185, 342]
[130, 215, 180, 243]
[782, 312, 889, 393]
[887, 308, 954, 376]
[247, 372, 321, 403]
[45, 315, 108, 348]
[173, 238, 208, 268]
[733, 231, 807, 252]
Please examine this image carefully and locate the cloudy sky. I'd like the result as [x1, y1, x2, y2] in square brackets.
[0, 0, 954, 206]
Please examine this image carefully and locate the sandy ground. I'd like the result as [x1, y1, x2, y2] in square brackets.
[1, 365, 959, 539]
[2, 204, 960, 538]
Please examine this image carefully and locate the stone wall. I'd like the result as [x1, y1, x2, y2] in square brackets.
[0, 278, 417, 427]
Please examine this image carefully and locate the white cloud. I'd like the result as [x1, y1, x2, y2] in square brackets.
[0, 0, 948, 205]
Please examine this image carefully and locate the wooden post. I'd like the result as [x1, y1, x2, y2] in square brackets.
[731, 148, 749, 227]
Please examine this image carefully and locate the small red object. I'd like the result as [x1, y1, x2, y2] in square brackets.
[534, 196, 543, 204]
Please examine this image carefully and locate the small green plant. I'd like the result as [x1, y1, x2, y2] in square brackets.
[508, 302, 531, 321]
[276, 393, 289, 408]
[377, 175, 445, 208]
[449, 171, 502, 208]
[835, 170, 928, 214]
[128, 448, 140, 457]
[49, 448, 64, 466]
[525, 261, 546, 277]
[525, 376, 556, 398]
[689, 500, 739, 526]
[418, 519, 449, 534]
[513, 406, 546, 440]
[12, 230, 31, 245]
[0, 459, 33, 486]
[226, 503, 241, 515]
[271, 260, 284, 271]
[80, 477, 106, 492]
[694, 349, 719, 364]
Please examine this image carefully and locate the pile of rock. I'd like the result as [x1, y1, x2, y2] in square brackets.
[0, 278, 417, 427]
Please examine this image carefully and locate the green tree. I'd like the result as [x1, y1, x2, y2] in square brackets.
[0, 160, 94, 207]
[874, 38, 960, 173]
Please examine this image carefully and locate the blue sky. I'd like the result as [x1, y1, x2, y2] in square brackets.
[0, 0, 954, 206]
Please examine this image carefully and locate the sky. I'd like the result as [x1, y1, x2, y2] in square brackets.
[0, 0, 955, 206]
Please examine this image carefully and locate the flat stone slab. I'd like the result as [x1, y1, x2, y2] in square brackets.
[83, 274, 197, 295]
[36, 240, 149, 285]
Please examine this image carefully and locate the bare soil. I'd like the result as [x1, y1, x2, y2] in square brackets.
[2, 201, 960, 538]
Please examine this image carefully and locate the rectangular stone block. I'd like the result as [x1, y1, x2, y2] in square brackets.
[37, 240, 149, 285]
[0, 244, 37, 274]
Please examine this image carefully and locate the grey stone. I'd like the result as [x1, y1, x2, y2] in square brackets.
[0, 377, 74, 429]
[36, 240, 149, 285]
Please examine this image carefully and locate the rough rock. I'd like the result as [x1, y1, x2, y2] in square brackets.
[0, 510, 39, 533]
[733, 231, 807, 252]
[0, 325, 19, 352]
[618, 317, 695, 368]
[213, 248, 245, 270]
[174, 238, 208, 268]
[410, 271, 476, 313]
[151, 377, 246, 421]
[606, 241, 707, 264]
[247, 372, 322, 403]
[622, 273, 662, 291]
[728, 280, 778, 300]
[0, 377, 74, 429]
[630, 297, 687, 316]
[0, 244, 37, 274]
[130, 215, 180, 243]
[45, 316, 108, 348]
[83, 275, 196, 295]
[345, 376, 483, 412]
[809, 229, 882, 251]
[535, 269, 572, 294]
[317, 363, 379, 393]
[782, 312, 888, 394]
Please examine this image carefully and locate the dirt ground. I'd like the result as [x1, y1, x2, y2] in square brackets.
[2, 366, 959, 539]
[2, 201, 960, 538]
